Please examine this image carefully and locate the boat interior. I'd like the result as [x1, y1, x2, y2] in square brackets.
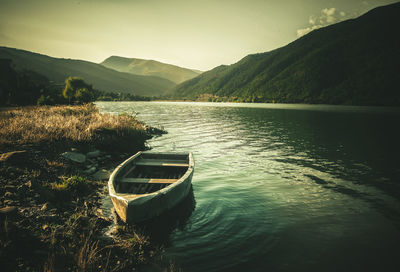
[115, 153, 190, 194]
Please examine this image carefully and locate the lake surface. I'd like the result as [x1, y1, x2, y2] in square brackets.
[96, 101, 400, 272]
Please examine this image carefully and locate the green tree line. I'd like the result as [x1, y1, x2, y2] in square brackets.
[0, 59, 150, 106]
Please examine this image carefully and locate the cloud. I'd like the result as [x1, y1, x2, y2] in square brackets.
[322, 8, 336, 16]
[296, 25, 321, 37]
[297, 7, 348, 38]
[309, 15, 316, 25]
[321, 7, 337, 23]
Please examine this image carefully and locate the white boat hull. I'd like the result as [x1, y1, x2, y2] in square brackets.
[109, 152, 194, 223]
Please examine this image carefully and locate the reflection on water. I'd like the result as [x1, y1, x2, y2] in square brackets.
[135, 186, 196, 244]
[97, 102, 400, 272]
[101, 184, 195, 244]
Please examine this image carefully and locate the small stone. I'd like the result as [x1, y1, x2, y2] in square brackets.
[61, 152, 86, 163]
[84, 166, 97, 174]
[92, 169, 111, 180]
[87, 150, 101, 158]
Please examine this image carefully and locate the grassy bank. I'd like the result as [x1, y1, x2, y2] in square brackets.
[0, 104, 170, 271]
[0, 104, 157, 152]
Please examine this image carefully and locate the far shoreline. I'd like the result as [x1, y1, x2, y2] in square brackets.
[95, 100, 400, 114]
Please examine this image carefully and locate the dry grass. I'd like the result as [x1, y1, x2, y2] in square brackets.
[0, 104, 147, 146]
[46, 159, 65, 167]
[76, 235, 100, 272]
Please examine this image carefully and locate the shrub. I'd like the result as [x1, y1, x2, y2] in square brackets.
[37, 95, 55, 106]
[51, 176, 90, 199]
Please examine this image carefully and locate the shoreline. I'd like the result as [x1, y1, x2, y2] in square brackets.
[97, 100, 400, 114]
[98, 100, 400, 109]
[0, 104, 168, 271]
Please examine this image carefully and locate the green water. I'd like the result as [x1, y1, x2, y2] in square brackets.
[97, 101, 400, 272]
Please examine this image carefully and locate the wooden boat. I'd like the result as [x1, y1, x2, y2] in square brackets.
[108, 151, 194, 223]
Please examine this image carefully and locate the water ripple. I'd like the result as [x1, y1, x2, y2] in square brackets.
[97, 101, 400, 272]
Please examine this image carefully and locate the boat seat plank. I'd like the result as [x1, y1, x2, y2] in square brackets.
[120, 178, 179, 184]
[121, 165, 137, 179]
[136, 159, 189, 167]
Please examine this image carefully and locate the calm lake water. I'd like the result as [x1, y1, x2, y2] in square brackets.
[96, 101, 400, 272]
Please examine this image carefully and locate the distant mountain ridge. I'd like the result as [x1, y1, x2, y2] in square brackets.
[173, 2, 400, 106]
[0, 47, 175, 96]
[101, 56, 201, 84]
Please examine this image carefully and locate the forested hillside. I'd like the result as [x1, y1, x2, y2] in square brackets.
[173, 2, 400, 106]
[0, 47, 175, 96]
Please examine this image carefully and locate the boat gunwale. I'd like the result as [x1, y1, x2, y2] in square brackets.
[108, 151, 194, 204]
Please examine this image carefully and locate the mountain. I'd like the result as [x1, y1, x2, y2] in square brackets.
[101, 56, 202, 84]
[173, 2, 400, 106]
[0, 47, 175, 96]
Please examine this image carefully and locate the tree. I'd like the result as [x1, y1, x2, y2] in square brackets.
[75, 87, 94, 103]
[62, 77, 95, 104]
[1, 59, 50, 106]
[0, 59, 17, 105]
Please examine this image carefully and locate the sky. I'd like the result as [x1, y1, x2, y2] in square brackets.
[0, 0, 398, 71]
